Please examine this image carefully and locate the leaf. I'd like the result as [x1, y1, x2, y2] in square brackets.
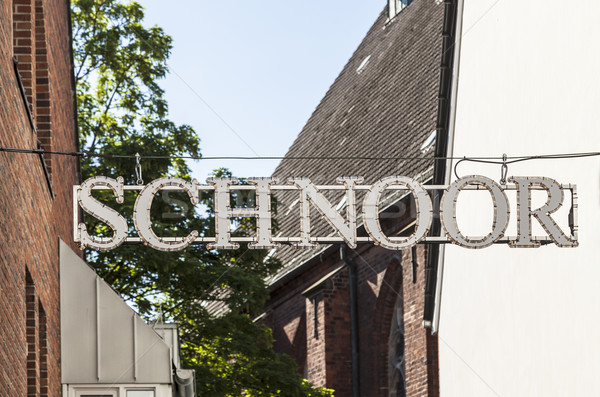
[72, 1, 331, 395]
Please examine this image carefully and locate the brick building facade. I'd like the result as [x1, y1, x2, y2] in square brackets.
[0, 0, 79, 395]
[263, 1, 445, 395]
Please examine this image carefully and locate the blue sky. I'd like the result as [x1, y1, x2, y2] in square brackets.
[141, 1, 384, 179]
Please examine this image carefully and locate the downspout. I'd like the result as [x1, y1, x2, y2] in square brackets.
[423, 0, 460, 330]
[340, 245, 360, 397]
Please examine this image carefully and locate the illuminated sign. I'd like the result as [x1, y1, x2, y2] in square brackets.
[74, 175, 578, 251]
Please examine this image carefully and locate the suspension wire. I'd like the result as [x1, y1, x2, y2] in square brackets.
[453, 151, 600, 179]
[499, 153, 508, 185]
[134, 153, 143, 185]
[0, 145, 599, 164]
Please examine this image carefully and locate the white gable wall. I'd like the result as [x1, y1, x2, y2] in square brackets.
[438, 0, 600, 396]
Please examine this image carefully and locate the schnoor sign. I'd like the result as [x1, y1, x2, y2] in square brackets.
[74, 175, 578, 252]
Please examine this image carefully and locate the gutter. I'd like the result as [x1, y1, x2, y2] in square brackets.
[423, 0, 461, 330]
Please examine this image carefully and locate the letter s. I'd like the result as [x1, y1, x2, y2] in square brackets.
[77, 176, 128, 250]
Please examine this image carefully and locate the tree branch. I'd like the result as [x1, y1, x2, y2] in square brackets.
[75, 2, 102, 80]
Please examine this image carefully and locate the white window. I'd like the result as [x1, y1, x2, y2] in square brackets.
[420, 130, 437, 154]
[126, 391, 155, 397]
[80, 395, 115, 397]
[68, 385, 164, 397]
[356, 55, 371, 74]
[76, 388, 117, 397]
[388, 0, 413, 20]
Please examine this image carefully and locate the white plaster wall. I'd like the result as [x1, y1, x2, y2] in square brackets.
[438, 0, 600, 396]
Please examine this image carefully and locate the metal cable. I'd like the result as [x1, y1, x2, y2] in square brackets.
[1, 145, 599, 164]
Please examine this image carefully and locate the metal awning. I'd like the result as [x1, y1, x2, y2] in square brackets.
[60, 240, 172, 385]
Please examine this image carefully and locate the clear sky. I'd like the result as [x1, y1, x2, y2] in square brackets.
[140, 1, 385, 180]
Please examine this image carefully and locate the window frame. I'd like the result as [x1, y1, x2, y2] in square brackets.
[67, 385, 163, 397]
[388, 0, 413, 21]
[75, 388, 118, 397]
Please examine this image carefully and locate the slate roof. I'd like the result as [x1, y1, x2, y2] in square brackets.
[267, 0, 444, 286]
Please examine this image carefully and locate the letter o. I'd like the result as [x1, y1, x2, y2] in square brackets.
[363, 176, 433, 250]
[440, 175, 509, 249]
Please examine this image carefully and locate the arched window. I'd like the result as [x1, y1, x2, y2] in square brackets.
[389, 293, 406, 397]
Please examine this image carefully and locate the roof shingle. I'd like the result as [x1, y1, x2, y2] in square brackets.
[268, 0, 444, 284]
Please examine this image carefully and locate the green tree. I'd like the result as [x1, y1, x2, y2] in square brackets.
[72, 1, 332, 395]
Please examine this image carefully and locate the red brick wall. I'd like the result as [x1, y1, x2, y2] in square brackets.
[368, 245, 440, 396]
[322, 270, 352, 395]
[35, 0, 53, 174]
[26, 270, 40, 397]
[306, 292, 327, 386]
[266, 243, 439, 396]
[0, 0, 79, 395]
[13, 0, 36, 117]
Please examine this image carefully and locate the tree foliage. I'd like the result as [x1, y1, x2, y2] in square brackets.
[72, 1, 332, 395]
